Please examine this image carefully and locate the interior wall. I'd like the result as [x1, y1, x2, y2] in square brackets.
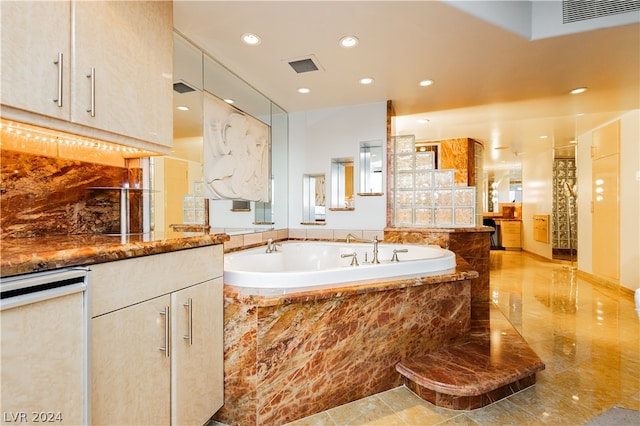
[288, 102, 387, 230]
[521, 137, 553, 258]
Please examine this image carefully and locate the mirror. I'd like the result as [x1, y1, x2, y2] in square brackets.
[302, 174, 326, 223]
[155, 32, 288, 234]
[330, 157, 354, 210]
[358, 141, 383, 195]
[484, 167, 521, 213]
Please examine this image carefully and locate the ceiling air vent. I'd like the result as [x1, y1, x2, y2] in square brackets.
[562, 0, 640, 23]
[173, 80, 196, 94]
[286, 55, 323, 74]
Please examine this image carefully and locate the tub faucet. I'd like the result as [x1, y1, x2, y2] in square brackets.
[265, 238, 281, 253]
[345, 234, 380, 264]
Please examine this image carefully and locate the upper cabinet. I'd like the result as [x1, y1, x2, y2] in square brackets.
[71, 1, 173, 148]
[1, 1, 173, 151]
[591, 120, 620, 160]
[1, 1, 71, 121]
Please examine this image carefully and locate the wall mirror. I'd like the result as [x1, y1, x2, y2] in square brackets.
[358, 141, 383, 195]
[302, 174, 326, 223]
[153, 32, 288, 235]
[330, 157, 354, 210]
[483, 167, 522, 213]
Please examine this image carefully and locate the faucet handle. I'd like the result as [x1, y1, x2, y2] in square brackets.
[391, 248, 409, 262]
[341, 252, 360, 266]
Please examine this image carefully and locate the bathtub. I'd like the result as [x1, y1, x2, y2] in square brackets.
[223, 241, 456, 294]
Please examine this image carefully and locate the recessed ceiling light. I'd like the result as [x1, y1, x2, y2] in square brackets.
[359, 77, 374, 85]
[223, 99, 235, 104]
[297, 87, 310, 94]
[241, 33, 261, 45]
[418, 79, 434, 87]
[570, 87, 587, 94]
[176, 105, 189, 111]
[339, 36, 359, 48]
[539, 135, 548, 139]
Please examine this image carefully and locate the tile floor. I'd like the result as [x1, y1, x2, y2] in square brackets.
[284, 250, 640, 425]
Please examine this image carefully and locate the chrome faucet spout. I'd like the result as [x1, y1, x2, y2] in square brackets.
[265, 238, 281, 253]
[371, 236, 380, 264]
[344, 234, 381, 263]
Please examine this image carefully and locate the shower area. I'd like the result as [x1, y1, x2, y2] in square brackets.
[552, 148, 577, 261]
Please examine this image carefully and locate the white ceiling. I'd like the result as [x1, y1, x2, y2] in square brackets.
[173, 1, 639, 171]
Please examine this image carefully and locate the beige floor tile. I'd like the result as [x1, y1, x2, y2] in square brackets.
[376, 387, 459, 424]
[285, 411, 337, 426]
[326, 396, 407, 426]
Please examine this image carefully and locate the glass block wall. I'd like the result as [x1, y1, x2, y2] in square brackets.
[552, 158, 577, 250]
[392, 135, 476, 227]
[183, 180, 205, 224]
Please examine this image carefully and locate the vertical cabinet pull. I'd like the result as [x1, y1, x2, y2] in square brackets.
[53, 53, 63, 107]
[159, 306, 170, 358]
[86, 67, 95, 117]
[183, 298, 193, 345]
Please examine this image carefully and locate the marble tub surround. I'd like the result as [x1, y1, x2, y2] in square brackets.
[385, 227, 491, 307]
[0, 232, 229, 277]
[1, 149, 143, 238]
[215, 259, 478, 425]
[397, 303, 545, 410]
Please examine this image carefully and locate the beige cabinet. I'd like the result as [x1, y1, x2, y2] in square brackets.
[592, 120, 620, 160]
[500, 220, 522, 249]
[171, 279, 224, 426]
[91, 294, 171, 425]
[1, 291, 85, 425]
[1, 1, 71, 120]
[1, 1, 173, 150]
[90, 245, 224, 425]
[71, 1, 173, 148]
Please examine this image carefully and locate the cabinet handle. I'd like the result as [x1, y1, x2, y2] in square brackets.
[159, 306, 170, 358]
[53, 53, 63, 107]
[183, 298, 193, 345]
[86, 67, 95, 117]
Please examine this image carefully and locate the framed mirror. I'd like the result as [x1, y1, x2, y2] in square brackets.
[330, 157, 354, 210]
[302, 174, 326, 224]
[358, 140, 383, 196]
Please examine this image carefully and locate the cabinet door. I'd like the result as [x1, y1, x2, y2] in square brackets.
[592, 154, 619, 282]
[592, 120, 620, 160]
[92, 294, 171, 425]
[1, 1, 71, 119]
[171, 278, 224, 425]
[1, 292, 84, 425]
[71, 1, 173, 148]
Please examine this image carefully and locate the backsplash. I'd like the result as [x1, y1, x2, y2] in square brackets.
[1, 149, 142, 238]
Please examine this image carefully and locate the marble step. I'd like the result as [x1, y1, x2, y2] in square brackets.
[396, 308, 545, 410]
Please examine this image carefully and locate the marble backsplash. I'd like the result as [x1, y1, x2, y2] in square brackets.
[1, 149, 142, 238]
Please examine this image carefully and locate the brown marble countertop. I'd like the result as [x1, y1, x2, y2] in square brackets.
[1, 232, 229, 278]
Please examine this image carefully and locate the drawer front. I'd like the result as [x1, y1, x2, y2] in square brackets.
[502, 234, 521, 248]
[90, 245, 223, 317]
[500, 221, 521, 232]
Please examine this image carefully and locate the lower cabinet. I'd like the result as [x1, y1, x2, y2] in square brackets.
[500, 220, 522, 249]
[91, 293, 171, 425]
[90, 245, 224, 425]
[171, 279, 224, 426]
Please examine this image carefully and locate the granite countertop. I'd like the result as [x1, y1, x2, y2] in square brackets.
[0, 232, 229, 278]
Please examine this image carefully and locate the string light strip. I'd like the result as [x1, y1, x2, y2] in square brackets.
[0, 119, 154, 157]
